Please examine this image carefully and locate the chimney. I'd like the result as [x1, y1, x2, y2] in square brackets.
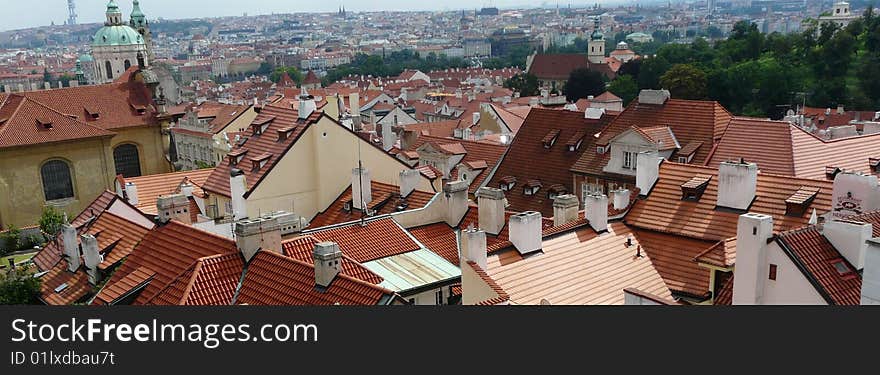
[552, 194, 579, 227]
[125, 182, 139, 205]
[351, 167, 373, 210]
[716, 160, 758, 211]
[61, 224, 80, 272]
[823, 219, 873, 270]
[298, 88, 317, 120]
[444, 180, 469, 226]
[230, 168, 248, 220]
[156, 193, 191, 224]
[732, 213, 774, 305]
[399, 169, 420, 197]
[349, 92, 360, 118]
[837, 104, 845, 115]
[863, 121, 880, 135]
[477, 187, 506, 235]
[80, 234, 102, 285]
[612, 189, 631, 211]
[180, 183, 194, 197]
[635, 151, 661, 196]
[234, 216, 282, 262]
[509, 211, 543, 255]
[862, 238, 880, 305]
[583, 193, 608, 232]
[381, 120, 394, 151]
[831, 172, 880, 220]
[637, 89, 671, 105]
[461, 226, 488, 270]
[43, 81, 51, 90]
[313, 241, 343, 288]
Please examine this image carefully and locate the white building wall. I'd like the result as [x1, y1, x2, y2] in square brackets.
[761, 242, 828, 305]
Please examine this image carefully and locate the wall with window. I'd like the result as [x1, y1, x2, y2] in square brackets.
[109, 126, 170, 176]
[405, 285, 454, 305]
[0, 138, 115, 229]
[758, 241, 826, 304]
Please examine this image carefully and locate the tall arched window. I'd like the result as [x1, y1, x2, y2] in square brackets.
[105, 61, 113, 79]
[124, 60, 131, 71]
[113, 144, 141, 177]
[41, 160, 74, 201]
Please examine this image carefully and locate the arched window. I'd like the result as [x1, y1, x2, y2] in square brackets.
[41, 160, 74, 201]
[113, 144, 141, 177]
[105, 61, 113, 79]
[124, 60, 131, 71]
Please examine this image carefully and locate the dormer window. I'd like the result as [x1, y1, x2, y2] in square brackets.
[84, 106, 100, 120]
[228, 149, 248, 165]
[623, 151, 635, 170]
[36, 117, 53, 130]
[542, 129, 560, 149]
[277, 126, 295, 142]
[678, 156, 688, 163]
[596, 145, 606, 154]
[523, 180, 542, 196]
[548, 184, 567, 199]
[251, 116, 275, 136]
[500, 176, 516, 191]
[785, 186, 819, 217]
[566, 130, 586, 152]
[680, 175, 711, 201]
[869, 157, 880, 172]
[249, 153, 272, 171]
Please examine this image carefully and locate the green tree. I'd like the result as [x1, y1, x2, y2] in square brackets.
[270, 66, 303, 84]
[637, 56, 670, 89]
[504, 73, 539, 97]
[0, 225, 21, 254]
[39, 206, 65, 239]
[0, 267, 42, 305]
[563, 68, 606, 102]
[607, 75, 639, 105]
[660, 64, 708, 100]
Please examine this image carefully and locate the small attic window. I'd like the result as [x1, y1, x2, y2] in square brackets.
[785, 186, 820, 217]
[597, 146, 606, 154]
[831, 259, 852, 276]
[523, 180, 542, 196]
[680, 175, 711, 201]
[36, 117, 53, 130]
[548, 184, 567, 199]
[542, 129, 560, 149]
[500, 176, 516, 191]
[566, 130, 586, 152]
[277, 127, 295, 142]
[869, 157, 880, 172]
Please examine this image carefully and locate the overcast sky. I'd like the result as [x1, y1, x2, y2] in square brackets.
[1, 0, 628, 32]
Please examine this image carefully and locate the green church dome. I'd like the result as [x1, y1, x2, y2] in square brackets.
[92, 25, 144, 47]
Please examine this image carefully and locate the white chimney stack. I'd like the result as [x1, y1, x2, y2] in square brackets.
[831, 172, 880, 220]
[638, 89, 671, 105]
[584, 193, 609, 232]
[732, 213, 774, 305]
[80, 234, 103, 285]
[552, 194, 579, 227]
[717, 160, 758, 211]
[612, 189, 631, 211]
[509, 211, 543, 255]
[180, 183, 194, 197]
[862, 238, 880, 305]
[235, 216, 282, 262]
[399, 169, 420, 197]
[635, 151, 661, 196]
[461, 227, 488, 270]
[477, 187, 506, 235]
[125, 182, 139, 206]
[157, 193, 191, 224]
[230, 168, 248, 220]
[823, 219, 873, 270]
[298, 88, 317, 120]
[351, 167, 373, 210]
[381, 120, 394, 151]
[444, 180, 469, 226]
[61, 223, 80, 272]
[313, 241, 343, 288]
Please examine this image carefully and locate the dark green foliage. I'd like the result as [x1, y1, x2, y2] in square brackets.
[563, 68, 606, 102]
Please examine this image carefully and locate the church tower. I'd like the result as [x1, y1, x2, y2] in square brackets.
[130, 1, 153, 61]
[588, 16, 606, 64]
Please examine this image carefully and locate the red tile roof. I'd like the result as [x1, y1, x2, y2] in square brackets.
[281, 236, 384, 285]
[486, 108, 612, 216]
[302, 70, 321, 85]
[408, 223, 460, 265]
[714, 273, 734, 305]
[124, 169, 214, 214]
[694, 237, 736, 268]
[405, 134, 508, 194]
[632, 228, 717, 298]
[145, 253, 244, 305]
[467, 261, 510, 305]
[38, 260, 92, 305]
[528, 54, 615, 80]
[91, 266, 155, 305]
[15, 81, 157, 130]
[308, 217, 421, 263]
[777, 227, 862, 305]
[235, 251, 393, 305]
[308, 181, 436, 228]
[85, 211, 153, 270]
[33, 191, 119, 271]
[625, 162, 834, 241]
[0, 94, 115, 149]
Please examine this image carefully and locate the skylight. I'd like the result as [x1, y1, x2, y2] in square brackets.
[831, 260, 851, 275]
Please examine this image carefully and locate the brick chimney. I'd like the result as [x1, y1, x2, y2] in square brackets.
[313, 241, 343, 288]
[477, 187, 506, 235]
[732, 213, 774, 305]
[61, 223, 80, 272]
[461, 226, 487, 270]
[399, 169, 420, 198]
[157, 193, 191, 224]
[230, 168, 248, 220]
[509, 211, 542, 255]
[444, 180, 469, 226]
[635, 151, 661, 196]
[234, 216, 282, 262]
[552, 194, 579, 227]
[824, 219, 873, 270]
[862, 238, 880, 305]
[124, 181, 139, 205]
[717, 160, 758, 211]
[352, 167, 372, 210]
[80, 234, 102, 285]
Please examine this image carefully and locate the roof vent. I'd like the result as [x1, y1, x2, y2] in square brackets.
[36, 117, 53, 130]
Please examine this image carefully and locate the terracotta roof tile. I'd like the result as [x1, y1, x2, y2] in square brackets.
[409, 223, 460, 265]
[282, 236, 384, 285]
[467, 261, 510, 305]
[33, 191, 119, 271]
[17, 81, 157, 130]
[0, 95, 115, 149]
[777, 227, 862, 305]
[308, 181, 436, 228]
[38, 260, 92, 305]
[85, 211, 153, 270]
[405, 134, 507, 194]
[145, 253, 244, 305]
[308, 217, 421, 263]
[714, 273, 734, 305]
[235, 251, 393, 305]
[631, 228, 716, 298]
[91, 266, 155, 305]
[694, 237, 736, 268]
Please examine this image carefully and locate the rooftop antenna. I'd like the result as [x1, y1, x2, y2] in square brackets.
[357, 129, 367, 227]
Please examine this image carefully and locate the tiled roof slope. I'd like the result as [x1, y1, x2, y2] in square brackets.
[466, 261, 510, 305]
[19, 81, 157, 130]
[39, 260, 91, 305]
[282, 236, 384, 285]
[694, 237, 737, 268]
[408, 223, 460, 265]
[202, 103, 320, 198]
[308, 181, 436, 228]
[572, 98, 731, 175]
[777, 227, 862, 305]
[528, 54, 615, 79]
[124, 168, 214, 214]
[405, 134, 508, 194]
[98, 220, 236, 305]
[235, 251, 393, 305]
[308, 217, 421, 263]
[86, 211, 152, 270]
[91, 267, 155, 305]
[33, 191, 119, 271]
[0, 94, 115, 149]
[486, 222, 674, 304]
[625, 162, 833, 241]
[847, 211, 880, 237]
[789, 126, 880, 179]
[145, 253, 244, 305]
[714, 274, 734, 305]
[632, 228, 717, 298]
[486, 108, 612, 216]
